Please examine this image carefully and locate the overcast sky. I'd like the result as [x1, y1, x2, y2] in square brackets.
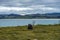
[0, 0, 60, 15]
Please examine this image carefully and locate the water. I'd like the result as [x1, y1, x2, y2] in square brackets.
[0, 19, 59, 27]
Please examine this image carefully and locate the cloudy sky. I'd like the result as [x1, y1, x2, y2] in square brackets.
[0, 0, 60, 15]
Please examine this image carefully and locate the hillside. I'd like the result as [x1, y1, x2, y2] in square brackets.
[0, 13, 60, 19]
[0, 25, 60, 40]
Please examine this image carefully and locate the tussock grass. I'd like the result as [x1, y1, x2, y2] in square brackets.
[0, 25, 60, 40]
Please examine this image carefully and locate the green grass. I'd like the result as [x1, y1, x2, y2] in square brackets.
[0, 25, 60, 40]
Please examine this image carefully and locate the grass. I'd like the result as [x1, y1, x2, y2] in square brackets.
[0, 24, 60, 40]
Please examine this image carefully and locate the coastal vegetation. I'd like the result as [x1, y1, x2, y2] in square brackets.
[0, 24, 60, 40]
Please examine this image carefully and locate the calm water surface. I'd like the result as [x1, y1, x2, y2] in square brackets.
[0, 19, 59, 27]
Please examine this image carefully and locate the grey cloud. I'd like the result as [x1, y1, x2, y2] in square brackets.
[0, 0, 60, 14]
[0, 0, 60, 8]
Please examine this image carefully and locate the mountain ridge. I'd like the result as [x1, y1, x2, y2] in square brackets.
[0, 12, 60, 19]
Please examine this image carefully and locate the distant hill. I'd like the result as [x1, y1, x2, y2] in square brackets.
[0, 13, 60, 19]
[25, 13, 60, 18]
[8, 14, 21, 16]
[0, 14, 21, 19]
[44, 13, 60, 16]
[44, 13, 60, 18]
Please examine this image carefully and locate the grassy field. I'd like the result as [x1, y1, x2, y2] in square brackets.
[0, 24, 60, 40]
